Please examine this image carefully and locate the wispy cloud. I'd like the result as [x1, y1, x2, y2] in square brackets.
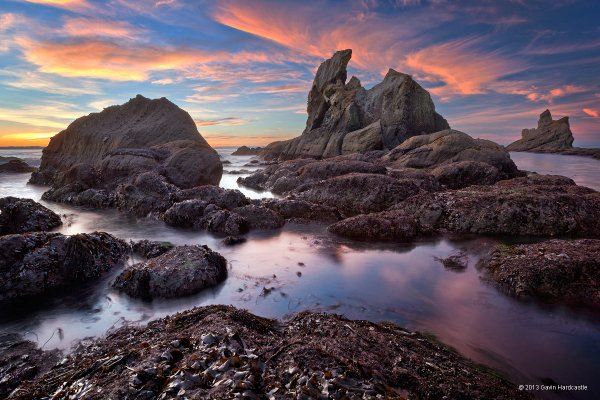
[61, 17, 146, 39]
[583, 108, 599, 118]
[195, 117, 254, 127]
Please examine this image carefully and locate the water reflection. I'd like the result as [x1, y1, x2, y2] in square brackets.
[510, 151, 600, 191]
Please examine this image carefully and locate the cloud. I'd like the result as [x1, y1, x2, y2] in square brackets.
[195, 117, 254, 127]
[151, 78, 175, 85]
[524, 85, 588, 102]
[23, 0, 93, 11]
[583, 108, 599, 118]
[0, 68, 102, 94]
[61, 17, 145, 39]
[406, 38, 524, 96]
[17, 38, 229, 81]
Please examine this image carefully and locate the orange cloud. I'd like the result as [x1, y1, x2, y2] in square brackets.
[23, 0, 92, 11]
[583, 108, 599, 118]
[406, 38, 523, 95]
[195, 117, 254, 127]
[18, 38, 228, 81]
[61, 17, 144, 39]
[525, 85, 588, 102]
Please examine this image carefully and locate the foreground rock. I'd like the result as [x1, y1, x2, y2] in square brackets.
[30, 95, 222, 207]
[0, 159, 36, 173]
[112, 245, 227, 300]
[232, 146, 262, 156]
[0, 231, 128, 305]
[329, 174, 600, 241]
[507, 110, 574, 151]
[131, 240, 175, 259]
[261, 49, 449, 160]
[478, 239, 600, 308]
[9, 305, 530, 400]
[0, 197, 62, 235]
[0, 334, 60, 399]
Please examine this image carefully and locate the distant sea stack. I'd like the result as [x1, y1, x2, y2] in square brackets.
[232, 146, 263, 156]
[260, 49, 449, 160]
[506, 109, 574, 151]
[30, 95, 222, 188]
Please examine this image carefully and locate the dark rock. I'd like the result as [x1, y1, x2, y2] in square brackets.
[30, 95, 222, 208]
[199, 208, 249, 235]
[132, 240, 175, 259]
[0, 334, 60, 399]
[7, 306, 530, 400]
[232, 146, 263, 156]
[112, 245, 227, 300]
[163, 199, 209, 228]
[435, 252, 468, 271]
[0, 231, 128, 305]
[173, 185, 250, 209]
[222, 236, 247, 246]
[225, 169, 252, 175]
[507, 110, 574, 151]
[0, 159, 36, 173]
[329, 176, 600, 241]
[0, 197, 62, 235]
[478, 239, 600, 307]
[259, 198, 341, 223]
[296, 173, 421, 216]
[431, 161, 501, 189]
[114, 172, 179, 217]
[261, 50, 449, 160]
[231, 204, 285, 230]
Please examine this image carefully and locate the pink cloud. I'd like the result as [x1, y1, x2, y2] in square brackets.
[61, 17, 145, 39]
[583, 108, 599, 118]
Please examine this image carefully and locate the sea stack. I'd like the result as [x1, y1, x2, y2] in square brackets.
[260, 49, 449, 160]
[506, 109, 574, 151]
[30, 95, 222, 189]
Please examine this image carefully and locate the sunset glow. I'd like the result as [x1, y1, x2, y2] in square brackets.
[0, 0, 599, 147]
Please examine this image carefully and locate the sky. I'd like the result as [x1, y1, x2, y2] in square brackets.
[0, 0, 599, 148]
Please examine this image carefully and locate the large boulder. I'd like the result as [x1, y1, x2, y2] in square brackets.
[0, 159, 36, 173]
[329, 174, 600, 241]
[383, 129, 521, 180]
[261, 49, 449, 160]
[0, 231, 128, 305]
[0, 197, 62, 235]
[30, 95, 222, 205]
[478, 239, 600, 308]
[506, 110, 574, 151]
[112, 245, 227, 300]
[232, 146, 262, 156]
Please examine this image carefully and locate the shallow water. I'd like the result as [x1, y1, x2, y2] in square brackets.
[510, 151, 600, 191]
[1, 148, 599, 400]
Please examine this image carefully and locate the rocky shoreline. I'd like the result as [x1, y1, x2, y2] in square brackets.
[2, 305, 530, 400]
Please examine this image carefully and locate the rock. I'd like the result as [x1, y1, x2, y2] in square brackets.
[262, 50, 449, 160]
[383, 130, 521, 181]
[232, 146, 263, 156]
[173, 186, 250, 209]
[329, 176, 600, 241]
[295, 173, 422, 216]
[199, 207, 249, 235]
[0, 197, 62, 235]
[0, 159, 36, 173]
[30, 95, 222, 207]
[132, 240, 175, 259]
[112, 245, 227, 300]
[225, 169, 252, 175]
[478, 239, 600, 307]
[163, 199, 209, 228]
[435, 252, 468, 271]
[0, 334, 60, 399]
[222, 236, 247, 246]
[507, 110, 574, 151]
[430, 161, 501, 189]
[231, 205, 285, 230]
[114, 172, 179, 217]
[8, 305, 530, 400]
[0, 231, 128, 305]
[258, 198, 341, 223]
